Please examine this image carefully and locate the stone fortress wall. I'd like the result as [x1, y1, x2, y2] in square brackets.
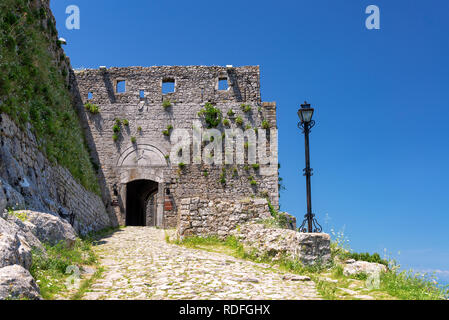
[0, 114, 115, 235]
[70, 66, 279, 228]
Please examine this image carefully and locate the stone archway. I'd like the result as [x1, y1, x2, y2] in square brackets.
[117, 143, 167, 168]
[116, 143, 168, 227]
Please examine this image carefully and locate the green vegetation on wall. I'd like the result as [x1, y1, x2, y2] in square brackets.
[0, 0, 100, 194]
[84, 102, 99, 114]
[198, 102, 222, 128]
[162, 100, 172, 109]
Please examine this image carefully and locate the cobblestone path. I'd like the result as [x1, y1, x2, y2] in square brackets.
[82, 227, 321, 300]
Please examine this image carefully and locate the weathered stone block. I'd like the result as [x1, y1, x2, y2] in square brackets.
[3, 214, 44, 252]
[231, 223, 331, 266]
[0, 265, 41, 300]
[0, 218, 33, 270]
[20, 211, 77, 247]
[343, 259, 387, 276]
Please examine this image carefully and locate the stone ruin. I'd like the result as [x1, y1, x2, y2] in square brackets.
[70, 66, 280, 234]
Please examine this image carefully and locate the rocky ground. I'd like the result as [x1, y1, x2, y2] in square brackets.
[82, 227, 321, 300]
[0, 210, 77, 300]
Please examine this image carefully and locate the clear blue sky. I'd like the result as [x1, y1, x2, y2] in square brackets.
[51, 0, 449, 283]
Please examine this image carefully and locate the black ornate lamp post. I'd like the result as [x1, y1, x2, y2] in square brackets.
[298, 102, 322, 233]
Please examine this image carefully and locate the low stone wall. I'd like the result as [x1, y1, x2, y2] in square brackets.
[177, 197, 272, 238]
[0, 114, 115, 235]
[231, 223, 331, 265]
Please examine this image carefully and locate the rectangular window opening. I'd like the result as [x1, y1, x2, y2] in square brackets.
[162, 79, 175, 94]
[116, 80, 126, 93]
[88, 92, 93, 100]
[218, 78, 229, 91]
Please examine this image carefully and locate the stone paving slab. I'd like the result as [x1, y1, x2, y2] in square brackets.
[82, 227, 321, 300]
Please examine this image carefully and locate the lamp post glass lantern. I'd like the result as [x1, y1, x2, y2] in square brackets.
[297, 102, 322, 233]
[297, 105, 314, 123]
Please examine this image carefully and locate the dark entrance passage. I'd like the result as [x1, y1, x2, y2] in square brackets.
[126, 179, 158, 226]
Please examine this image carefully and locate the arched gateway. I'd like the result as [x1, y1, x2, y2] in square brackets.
[126, 179, 158, 226]
[117, 144, 168, 227]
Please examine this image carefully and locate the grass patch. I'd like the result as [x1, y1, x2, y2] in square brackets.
[162, 100, 172, 109]
[235, 116, 244, 126]
[314, 277, 339, 300]
[332, 244, 389, 267]
[329, 230, 449, 300]
[175, 232, 449, 300]
[247, 175, 257, 186]
[113, 124, 121, 133]
[6, 208, 28, 221]
[173, 235, 324, 276]
[70, 267, 104, 300]
[331, 264, 345, 278]
[241, 104, 252, 113]
[377, 269, 449, 300]
[84, 226, 121, 241]
[261, 119, 270, 129]
[84, 102, 100, 114]
[219, 167, 226, 185]
[162, 124, 173, 136]
[262, 198, 291, 229]
[29, 227, 119, 300]
[29, 239, 97, 300]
